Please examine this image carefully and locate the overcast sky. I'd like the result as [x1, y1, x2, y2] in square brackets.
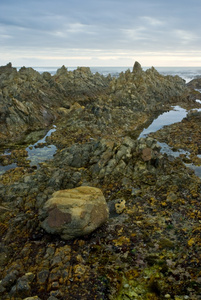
[0, 0, 201, 67]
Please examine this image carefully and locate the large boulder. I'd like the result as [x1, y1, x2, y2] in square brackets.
[40, 186, 109, 240]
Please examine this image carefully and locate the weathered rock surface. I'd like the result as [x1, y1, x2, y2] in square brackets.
[0, 63, 64, 144]
[53, 65, 110, 102]
[0, 61, 195, 147]
[40, 186, 109, 240]
[0, 61, 201, 299]
[187, 76, 201, 89]
[0, 63, 111, 145]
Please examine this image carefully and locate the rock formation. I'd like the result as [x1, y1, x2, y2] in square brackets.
[0, 61, 201, 299]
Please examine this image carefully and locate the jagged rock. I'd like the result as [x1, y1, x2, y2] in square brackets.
[0, 63, 111, 145]
[40, 186, 109, 240]
[56, 65, 68, 76]
[187, 77, 201, 89]
[132, 61, 143, 74]
[0, 61, 192, 147]
[0, 62, 14, 75]
[54, 65, 110, 101]
[9, 273, 34, 298]
[0, 64, 66, 144]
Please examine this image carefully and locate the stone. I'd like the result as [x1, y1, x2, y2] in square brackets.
[37, 269, 49, 285]
[40, 186, 109, 240]
[10, 278, 31, 298]
[0, 270, 19, 288]
[132, 61, 143, 74]
[115, 199, 126, 214]
[142, 147, 152, 161]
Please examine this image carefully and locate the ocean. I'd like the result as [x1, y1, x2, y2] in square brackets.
[27, 66, 201, 83]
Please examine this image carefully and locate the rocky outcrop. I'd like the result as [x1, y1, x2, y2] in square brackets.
[109, 63, 190, 112]
[40, 186, 109, 240]
[45, 62, 196, 149]
[187, 76, 201, 89]
[0, 64, 66, 144]
[0, 63, 111, 145]
[186, 77, 201, 100]
[0, 61, 194, 146]
[0, 61, 201, 299]
[53, 65, 110, 103]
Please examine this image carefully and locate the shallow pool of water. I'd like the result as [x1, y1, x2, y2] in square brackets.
[140, 106, 201, 178]
[139, 106, 187, 138]
[0, 163, 18, 176]
[0, 126, 57, 174]
[26, 125, 57, 166]
[157, 142, 201, 178]
[26, 145, 57, 167]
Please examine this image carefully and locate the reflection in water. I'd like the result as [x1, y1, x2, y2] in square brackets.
[138, 106, 201, 178]
[158, 142, 201, 178]
[26, 145, 57, 167]
[0, 163, 17, 176]
[139, 106, 187, 138]
[158, 142, 190, 157]
[0, 126, 57, 174]
[26, 125, 57, 166]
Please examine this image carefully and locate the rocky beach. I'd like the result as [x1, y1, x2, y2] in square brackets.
[0, 61, 201, 299]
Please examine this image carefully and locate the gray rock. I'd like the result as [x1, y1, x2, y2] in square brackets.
[10, 278, 31, 298]
[40, 186, 109, 240]
[0, 270, 18, 289]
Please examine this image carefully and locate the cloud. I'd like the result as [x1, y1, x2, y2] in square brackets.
[174, 29, 197, 44]
[140, 16, 165, 26]
[0, 0, 201, 66]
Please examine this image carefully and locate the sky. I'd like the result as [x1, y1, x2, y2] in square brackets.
[0, 0, 201, 67]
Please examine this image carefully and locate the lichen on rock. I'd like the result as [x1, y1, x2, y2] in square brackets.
[40, 186, 109, 240]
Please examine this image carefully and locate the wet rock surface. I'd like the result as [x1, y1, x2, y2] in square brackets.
[0, 62, 201, 299]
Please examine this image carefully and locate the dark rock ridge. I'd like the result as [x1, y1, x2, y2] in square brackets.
[186, 77, 201, 100]
[187, 76, 201, 90]
[0, 63, 111, 145]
